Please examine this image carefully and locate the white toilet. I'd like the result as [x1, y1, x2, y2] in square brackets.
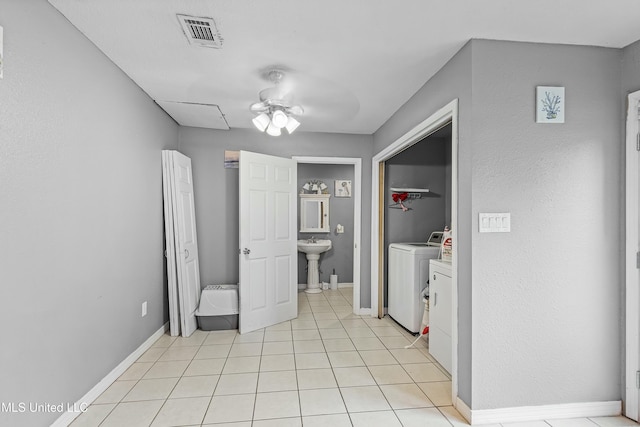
[195, 284, 239, 330]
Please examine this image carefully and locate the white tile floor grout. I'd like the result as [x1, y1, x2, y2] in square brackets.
[69, 288, 639, 427]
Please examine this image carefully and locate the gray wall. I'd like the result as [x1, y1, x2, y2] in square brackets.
[0, 2, 178, 426]
[374, 41, 474, 404]
[375, 38, 625, 410]
[297, 164, 355, 284]
[622, 39, 640, 95]
[177, 128, 372, 306]
[470, 40, 622, 409]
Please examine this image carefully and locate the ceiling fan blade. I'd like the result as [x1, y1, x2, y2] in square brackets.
[250, 101, 268, 112]
[288, 105, 304, 116]
[259, 86, 293, 103]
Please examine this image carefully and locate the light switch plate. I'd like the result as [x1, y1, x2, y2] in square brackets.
[479, 213, 511, 233]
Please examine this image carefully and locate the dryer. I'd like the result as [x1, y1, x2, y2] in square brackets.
[388, 232, 442, 333]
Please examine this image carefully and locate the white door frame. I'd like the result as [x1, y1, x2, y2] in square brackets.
[293, 156, 364, 315]
[625, 89, 640, 421]
[370, 99, 459, 402]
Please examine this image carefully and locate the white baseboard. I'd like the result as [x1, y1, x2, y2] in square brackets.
[356, 307, 371, 316]
[51, 322, 169, 427]
[455, 397, 472, 423]
[455, 397, 621, 425]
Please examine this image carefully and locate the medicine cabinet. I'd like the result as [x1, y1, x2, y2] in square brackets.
[300, 194, 330, 233]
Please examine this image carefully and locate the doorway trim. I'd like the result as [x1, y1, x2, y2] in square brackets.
[293, 156, 363, 315]
[625, 89, 640, 421]
[370, 98, 459, 401]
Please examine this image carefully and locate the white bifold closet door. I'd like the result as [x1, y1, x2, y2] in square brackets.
[162, 150, 201, 337]
[162, 151, 180, 336]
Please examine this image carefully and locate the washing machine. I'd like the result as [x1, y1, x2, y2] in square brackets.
[388, 231, 443, 333]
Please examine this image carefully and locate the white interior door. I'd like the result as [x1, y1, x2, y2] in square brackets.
[170, 151, 201, 337]
[161, 151, 180, 336]
[239, 151, 297, 334]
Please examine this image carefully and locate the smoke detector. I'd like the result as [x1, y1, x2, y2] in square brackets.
[177, 14, 223, 48]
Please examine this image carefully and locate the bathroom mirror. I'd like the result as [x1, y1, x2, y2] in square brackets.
[300, 194, 330, 233]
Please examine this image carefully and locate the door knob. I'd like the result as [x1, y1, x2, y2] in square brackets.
[243, 248, 251, 255]
[433, 274, 436, 280]
[184, 249, 190, 259]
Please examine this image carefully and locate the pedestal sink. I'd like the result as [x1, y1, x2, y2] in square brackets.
[298, 239, 332, 294]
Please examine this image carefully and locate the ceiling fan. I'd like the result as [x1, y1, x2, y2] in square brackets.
[250, 69, 304, 136]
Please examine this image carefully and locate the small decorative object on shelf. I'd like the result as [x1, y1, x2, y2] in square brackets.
[301, 180, 329, 194]
[388, 187, 429, 211]
[390, 192, 410, 211]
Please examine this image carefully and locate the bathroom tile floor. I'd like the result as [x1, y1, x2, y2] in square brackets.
[70, 288, 638, 427]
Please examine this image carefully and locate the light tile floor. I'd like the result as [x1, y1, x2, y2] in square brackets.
[70, 288, 639, 427]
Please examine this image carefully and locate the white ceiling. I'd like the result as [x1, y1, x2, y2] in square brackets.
[48, 0, 640, 134]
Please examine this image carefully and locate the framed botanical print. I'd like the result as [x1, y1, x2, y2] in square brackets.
[536, 86, 565, 123]
[335, 180, 351, 197]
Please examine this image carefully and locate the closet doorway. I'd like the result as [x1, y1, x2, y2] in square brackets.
[370, 99, 459, 401]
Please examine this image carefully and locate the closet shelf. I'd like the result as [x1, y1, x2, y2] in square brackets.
[390, 187, 430, 193]
[390, 187, 429, 200]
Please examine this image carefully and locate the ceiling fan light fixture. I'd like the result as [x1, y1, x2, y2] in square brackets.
[271, 109, 289, 128]
[250, 69, 303, 136]
[266, 122, 282, 136]
[252, 113, 270, 132]
[285, 116, 300, 134]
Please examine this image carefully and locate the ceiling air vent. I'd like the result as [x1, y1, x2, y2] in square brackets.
[177, 14, 223, 48]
